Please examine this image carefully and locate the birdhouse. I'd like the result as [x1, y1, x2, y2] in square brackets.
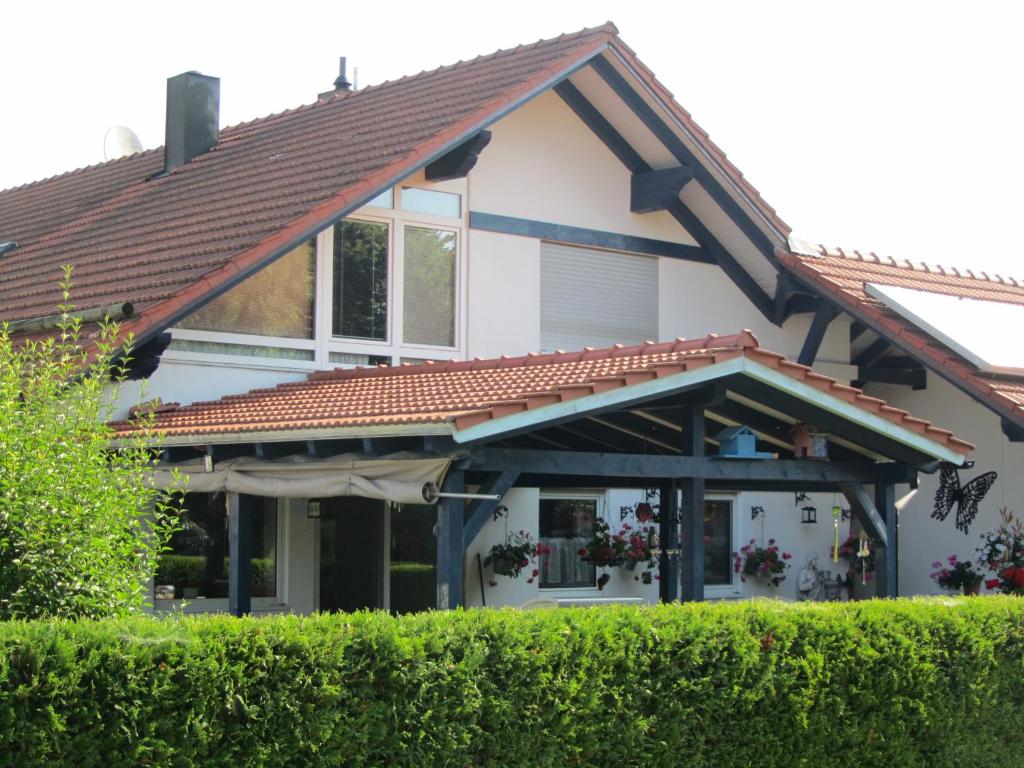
[715, 425, 773, 459]
[792, 424, 828, 460]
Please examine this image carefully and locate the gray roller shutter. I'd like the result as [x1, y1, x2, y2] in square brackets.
[540, 242, 659, 352]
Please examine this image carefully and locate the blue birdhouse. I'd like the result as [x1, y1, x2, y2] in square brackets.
[715, 425, 773, 459]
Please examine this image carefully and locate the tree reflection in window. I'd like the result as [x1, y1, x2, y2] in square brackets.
[333, 220, 389, 340]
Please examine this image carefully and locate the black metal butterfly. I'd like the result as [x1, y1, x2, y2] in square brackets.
[931, 463, 997, 534]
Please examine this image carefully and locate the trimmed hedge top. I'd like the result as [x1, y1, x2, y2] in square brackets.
[2, 598, 1023, 767]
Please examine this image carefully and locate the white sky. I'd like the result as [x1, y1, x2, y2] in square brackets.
[2, 1, 1022, 276]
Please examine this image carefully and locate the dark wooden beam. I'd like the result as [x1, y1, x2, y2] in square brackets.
[554, 80, 647, 172]
[874, 482, 897, 598]
[850, 321, 867, 343]
[424, 131, 491, 181]
[679, 406, 705, 602]
[469, 211, 709, 262]
[436, 469, 465, 610]
[658, 480, 679, 602]
[473, 447, 916, 484]
[463, 470, 519, 548]
[590, 56, 781, 265]
[668, 200, 776, 322]
[852, 336, 892, 368]
[631, 166, 694, 213]
[857, 366, 927, 390]
[1003, 418, 1024, 443]
[838, 482, 888, 547]
[227, 493, 252, 617]
[553, 77, 775, 323]
[797, 302, 839, 366]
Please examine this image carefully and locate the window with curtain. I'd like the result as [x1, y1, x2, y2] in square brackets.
[403, 226, 455, 346]
[177, 240, 315, 338]
[539, 497, 598, 589]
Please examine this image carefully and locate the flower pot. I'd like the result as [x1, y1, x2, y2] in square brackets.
[489, 555, 519, 578]
[623, 558, 638, 572]
[583, 546, 623, 568]
[963, 578, 982, 596]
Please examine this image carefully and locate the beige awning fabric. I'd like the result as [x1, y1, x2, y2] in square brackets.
[150, 452, 452, 505]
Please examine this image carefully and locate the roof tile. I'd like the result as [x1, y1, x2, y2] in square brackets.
[113, 331, 972, 457]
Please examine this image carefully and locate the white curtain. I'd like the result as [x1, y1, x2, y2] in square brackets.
[540, 536, 596, 585]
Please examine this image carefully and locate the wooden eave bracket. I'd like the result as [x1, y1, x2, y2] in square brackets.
[424, 130, 492, 181]
[630, 166, 694, 213]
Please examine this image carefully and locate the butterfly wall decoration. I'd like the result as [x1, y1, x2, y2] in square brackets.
[931, 463, 997, 534]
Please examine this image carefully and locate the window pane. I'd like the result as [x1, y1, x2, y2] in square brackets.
[364, 188, 393, 209]
[539, 498, 597, 589]
[333, 220, 389, 340]
[403, 226, 455, 346]
[154, 494, 277, 600]
[167, 338, 314, 361]
[704, 500, 732, 585]
[177, 240, 315, 338]
[401, 187, 460, 218]
[328, 351, 391, 367]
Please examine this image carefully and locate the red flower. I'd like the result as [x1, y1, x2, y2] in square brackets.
[531, 568, 540, 577]
[577, 548, 588, 556]
[782, 553, 792, 560]
[985, 579, 1001, 590]
[1013, 568, 1024, 588]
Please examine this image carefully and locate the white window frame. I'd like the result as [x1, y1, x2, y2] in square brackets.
[152, 495, 288, 614]
[538, 490, 606, 595]
[323, 184, 467, 367]
[165, 180, 468, 371]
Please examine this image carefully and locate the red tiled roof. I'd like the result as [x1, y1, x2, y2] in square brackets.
[113, 331, 972, 456]
[777, 243, 1024, 430]
[0, 23, 787, 350]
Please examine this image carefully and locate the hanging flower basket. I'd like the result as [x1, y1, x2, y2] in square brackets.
[485, 530, 548, 584]
[732, 538, 792, 587]
[580, 544, 626, 568]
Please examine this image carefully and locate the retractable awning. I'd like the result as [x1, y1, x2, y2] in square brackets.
[150, 453, 451, 505]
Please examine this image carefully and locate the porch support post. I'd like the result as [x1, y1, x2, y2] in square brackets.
[874, 482, 898, 598]
[227, 492, 252, 617]
[679, 406, 705, 602]
[436, 469, 465, 610]
[658, 480, 679, 602]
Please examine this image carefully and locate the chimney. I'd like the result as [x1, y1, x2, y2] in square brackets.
[333, 57, 352, 92]
[164, 71, 220, 173]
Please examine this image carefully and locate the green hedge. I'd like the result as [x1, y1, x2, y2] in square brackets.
[2, 599, 1023, 766]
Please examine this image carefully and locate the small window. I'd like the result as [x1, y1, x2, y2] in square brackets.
[333, 220, 389, 340]
[328, 351, 391, 367]
[154, 493, 278, 600]
[402, 226, 456, 346]
[364, 188, 394, 209]
[704, 499, 733, 585]
[539, 497, 598, 589]
[401, 187, 461, 218]
[177, 240, 316, 338]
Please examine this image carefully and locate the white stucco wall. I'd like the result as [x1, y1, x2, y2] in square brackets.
[865, 374, 1024, 596]
[470, 90, 697, 245]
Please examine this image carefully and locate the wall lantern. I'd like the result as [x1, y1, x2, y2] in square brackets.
[801, 505, 818, 524]
[307, 499, 322, 519]
[750, 505, 765, 521]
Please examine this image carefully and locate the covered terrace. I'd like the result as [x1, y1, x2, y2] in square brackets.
[121, 331, 972, 614]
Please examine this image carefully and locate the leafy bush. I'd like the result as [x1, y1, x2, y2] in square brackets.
[0, 275, 179, 620]
[1, 599, 1023, 766]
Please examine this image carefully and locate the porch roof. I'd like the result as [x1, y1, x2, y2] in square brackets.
[116, 331, 971, 466]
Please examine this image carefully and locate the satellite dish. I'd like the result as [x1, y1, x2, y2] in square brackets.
[103, 126, 143, 160]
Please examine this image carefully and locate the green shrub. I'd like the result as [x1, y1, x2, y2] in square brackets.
[1, 598, 1023, 767]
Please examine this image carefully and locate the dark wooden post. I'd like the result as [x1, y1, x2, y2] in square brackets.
[436, 469, 465, 610]
[874, 483, 897, 598]
[658, 481, 679, 602]
[228, 492, 252, 617]
[679, 406, 705, 602]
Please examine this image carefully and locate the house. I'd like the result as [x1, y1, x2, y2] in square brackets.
[0, 23, 1011, 614]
